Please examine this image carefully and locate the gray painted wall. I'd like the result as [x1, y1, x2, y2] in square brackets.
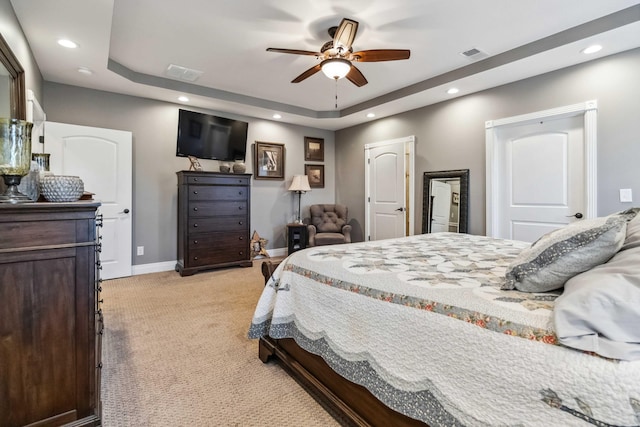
[43, 83, 335, 265]
[336, 48, 640, 238]
[0, 0, 43, 108]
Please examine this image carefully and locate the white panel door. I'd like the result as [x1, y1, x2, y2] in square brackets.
[45, 122, 133, 279]
[430, 180, 452, 233]
[369, 143, 405, 241]
[496, 115, 584, 242]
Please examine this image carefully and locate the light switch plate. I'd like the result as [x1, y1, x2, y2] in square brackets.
[620, 188, 633, 203]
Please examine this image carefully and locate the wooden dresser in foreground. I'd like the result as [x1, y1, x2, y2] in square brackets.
[0, 202, 102, 427]
[176, 171, 252, 276]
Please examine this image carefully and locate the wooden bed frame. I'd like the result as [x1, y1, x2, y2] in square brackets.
[258, 336, 427, 427]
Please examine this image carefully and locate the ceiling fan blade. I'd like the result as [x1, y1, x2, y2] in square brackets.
[351, 49, 411, 62]
[333, 18, 359, 51]
[292, 64, 322, 83]
[267, 48, 321, 56]
[346, 65, 368, 87]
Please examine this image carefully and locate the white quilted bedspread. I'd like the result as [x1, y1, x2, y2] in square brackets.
[248, 233, 640, 426]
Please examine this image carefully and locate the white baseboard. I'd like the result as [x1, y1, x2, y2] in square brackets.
[131, 247, 288, 276]
[132, 261, 176, 275]
[267, 247, 288, 258]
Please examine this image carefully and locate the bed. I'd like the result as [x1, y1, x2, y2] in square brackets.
[248, 211, 640, 426]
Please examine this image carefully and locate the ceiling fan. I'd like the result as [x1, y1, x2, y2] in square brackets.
[266, 18, 410, 87]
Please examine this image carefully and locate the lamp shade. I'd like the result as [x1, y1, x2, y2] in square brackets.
[321, 58, 351, 80]
[288, 175, 311, 192]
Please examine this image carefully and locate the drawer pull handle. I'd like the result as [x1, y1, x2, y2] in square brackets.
[194, 256, 199, 260]
[239, 191, 242, 195]
[193, 191, 198, 195]
[194, 223, 198, 228]
[194, 178, 198, 182]
[239, 236, 243, 240]
[193, 240, 199, 244]
[238, 221, 243, 225]
[238, 206, 243, 210]
[193, 207, 198, 211]
[239, 251, 244, 255]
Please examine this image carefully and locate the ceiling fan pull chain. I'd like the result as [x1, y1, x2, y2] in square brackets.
[335, 78, 339, 109]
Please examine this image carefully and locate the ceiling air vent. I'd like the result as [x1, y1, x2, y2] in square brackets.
[165, 64, 203, 82]
[460, 48, 488, 61]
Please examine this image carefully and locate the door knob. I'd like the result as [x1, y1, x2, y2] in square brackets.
[566, 212, 583, 219]
[123, 208, 130, 214]
[395, 207, 405, 212]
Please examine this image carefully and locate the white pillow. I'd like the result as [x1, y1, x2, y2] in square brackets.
[502, 209, 639, 293]
[554, 244, 640, 360]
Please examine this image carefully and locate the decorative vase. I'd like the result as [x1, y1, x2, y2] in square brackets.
[32, 153, 51, 172]
[219, 163, 231, 173]
[0, 118, 34, 203]
[232, 161, 246, 174]
[40, 175, 84, 202]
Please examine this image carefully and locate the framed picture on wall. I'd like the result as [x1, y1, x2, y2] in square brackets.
[305, 164, 324, 188]
[304, 137, 324, 162]
[255, 141, 285, 180]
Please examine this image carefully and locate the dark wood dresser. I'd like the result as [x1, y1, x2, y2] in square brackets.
[176, 171, 252, 276]
[0, 202, 102, 427]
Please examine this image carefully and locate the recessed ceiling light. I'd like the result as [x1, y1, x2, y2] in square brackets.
[178, 96, 189, 102]
[582, 45, 602, 54]
[366, 113, 375, 118]
[58, 39, 78, 49]
[447, 87, 459, 95]
[273, 114, 282, 119]
[77, 67, 93, 75]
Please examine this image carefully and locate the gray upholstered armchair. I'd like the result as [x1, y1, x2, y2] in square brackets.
[307, 204, 352, 247]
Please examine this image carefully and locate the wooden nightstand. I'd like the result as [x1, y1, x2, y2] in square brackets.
[287, 223, 308, 255]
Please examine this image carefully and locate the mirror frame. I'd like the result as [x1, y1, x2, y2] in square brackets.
[0, 33, 26, 120]
[421, 169, 470, 234]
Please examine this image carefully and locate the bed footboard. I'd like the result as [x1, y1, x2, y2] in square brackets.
[258, 337, 427, 427]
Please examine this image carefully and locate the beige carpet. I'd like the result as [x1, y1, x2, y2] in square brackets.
[101, 260, 340, 426]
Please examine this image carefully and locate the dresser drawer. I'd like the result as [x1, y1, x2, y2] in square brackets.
[187, 234, 249, 266]
[0, 220, 77, 249]
[187, 185, 248, 201]
[188, 201, 247, 217]
[188, 216, 248, 233]
[186, 175, 249, 186]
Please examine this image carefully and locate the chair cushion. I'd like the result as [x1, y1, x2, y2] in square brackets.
[314, 232, 347, 246]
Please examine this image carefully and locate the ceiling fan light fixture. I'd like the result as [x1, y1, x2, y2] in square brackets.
[321, 58, 351, 80]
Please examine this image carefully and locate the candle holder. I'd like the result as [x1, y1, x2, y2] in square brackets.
[0, 118, 34, 203]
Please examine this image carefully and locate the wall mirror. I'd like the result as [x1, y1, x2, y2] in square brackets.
[0, 33, 26, 120]
[422, 169, 469, 234]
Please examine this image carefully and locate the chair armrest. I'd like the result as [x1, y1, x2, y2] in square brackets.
[341, 224, 352, 243]
[307, 224, 317, 246]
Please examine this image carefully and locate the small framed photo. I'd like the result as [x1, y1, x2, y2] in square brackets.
[304, 137, 324, 162]
[255, 141, 285, 180]
[188, 155, 203, 171]
[305, 164, 324, 188]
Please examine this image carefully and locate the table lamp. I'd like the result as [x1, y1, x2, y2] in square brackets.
[288, 175, 311, 223]
[0, 118, 33, 203]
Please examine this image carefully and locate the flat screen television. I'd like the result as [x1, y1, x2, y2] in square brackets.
[176, 109, 248, 161]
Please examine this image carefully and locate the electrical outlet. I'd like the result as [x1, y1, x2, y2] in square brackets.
[137, 246, 144, 256]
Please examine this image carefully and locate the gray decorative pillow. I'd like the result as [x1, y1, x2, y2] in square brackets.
[502, 208, 639, 292]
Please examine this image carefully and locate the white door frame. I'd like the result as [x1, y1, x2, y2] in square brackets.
[364, 135, 416, 240]
[485, 100, 598, 237]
